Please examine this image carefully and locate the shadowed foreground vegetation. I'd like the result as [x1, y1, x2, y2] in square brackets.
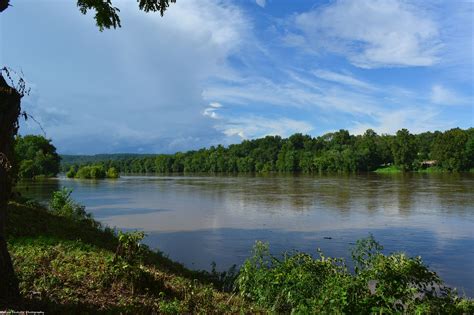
[4, 194, 255, 313]
[3, 192, 473, 313]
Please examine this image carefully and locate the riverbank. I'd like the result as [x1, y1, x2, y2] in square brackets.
[4, 200, 256, 313]
[4, 195, 473, 313]
[373, 165, 474, 174]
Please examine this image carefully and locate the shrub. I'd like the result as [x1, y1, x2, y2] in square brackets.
[75, 165, 106, 179]
[66, 166, 76, 178]
[49, 188, 98, 228]
[106, 167, 119, 178]
[115, 231, 146, 265]
[237, 236, 474, 313]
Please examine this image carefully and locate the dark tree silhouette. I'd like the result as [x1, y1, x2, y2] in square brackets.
[0, 0, 176, 303]
[0, 72, 22, 303]
[0, 0, 10, 13]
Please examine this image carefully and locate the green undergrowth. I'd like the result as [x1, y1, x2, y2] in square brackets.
[374, 165, 454, 174]
[374, 165, 402, 173]
[4, 191, 474, 314]
[237, 240, 474, 314]
[5, 197, 256, 313]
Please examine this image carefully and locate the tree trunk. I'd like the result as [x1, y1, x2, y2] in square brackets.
[0, 74, 21, 302]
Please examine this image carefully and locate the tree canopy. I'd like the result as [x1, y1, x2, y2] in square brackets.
[14, 135, 61, 179]
[61, 128, 474, 174]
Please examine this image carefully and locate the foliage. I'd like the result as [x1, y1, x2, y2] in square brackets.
[49, 188, 99, 228]
[71, 164, 119, 179]
[76, 0, 176, 31]
[115, 231, 146, 264]
[6, 198, 256, 313]
[77, 165, 106, 179]
[374, 165, 402, 173]
[74, 165, 106, 179]
[106, 166, 119, 178]
[14, 135, 60, 179]
[432, 128, 473, 171]
[62, 128, 474, 174]
[237, 237, 473, 313]
[65, 166, 76, 178]
[391, 129, 417, 171]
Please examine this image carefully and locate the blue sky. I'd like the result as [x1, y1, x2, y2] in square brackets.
[1, 0, 473, 154]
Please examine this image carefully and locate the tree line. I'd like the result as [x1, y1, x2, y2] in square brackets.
[61, 128, 474, 174]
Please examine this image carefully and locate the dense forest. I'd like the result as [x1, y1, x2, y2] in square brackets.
[61, 128, 474, 175]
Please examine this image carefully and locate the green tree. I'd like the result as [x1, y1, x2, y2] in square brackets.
[14, 135, 61, 179]
[391, 129, 417, 171]
[432, 128, 470, 171]
[355, 129, 381, 171]
[106, 167, 119, 178]
[66, 166, 77, 178]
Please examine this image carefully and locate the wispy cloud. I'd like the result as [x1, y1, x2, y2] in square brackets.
[430, 85, 469, 106]
[203, 102, 223, 119]
[350, 107, 450, 136]
[289, 0, 441, 68]
[219, 116, 313, 140]
[312, 69, 375, 90]
[256, 0, 266, 8]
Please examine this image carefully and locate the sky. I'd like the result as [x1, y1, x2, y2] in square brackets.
[1, 0, 473, 154]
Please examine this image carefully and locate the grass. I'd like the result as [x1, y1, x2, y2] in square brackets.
[374, 165, 450, 174]
[5, 200, 258, 313]
[374, 165, 402, 173]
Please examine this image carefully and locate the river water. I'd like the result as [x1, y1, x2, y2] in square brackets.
[17, 173, 474, 296]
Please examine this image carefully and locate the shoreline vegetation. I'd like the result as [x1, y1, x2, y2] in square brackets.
[4, 191, 473, 313]
[66, 165, 120, 179]
[60, 128, 474, 177]
[13, 128, 473, 180]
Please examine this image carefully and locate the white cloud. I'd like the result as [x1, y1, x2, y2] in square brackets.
[291, 0, 441, 68]
[312, 69, 375, 90]
[203, 74, 379, 116]
[219, 116, 313, 139]
[203, 102, 224, 119]
[12, 0, 251, 153]
[256, 0, 266, 8]
[209, 102, 222, 108]
[350, 107, 450, 136]
[430, 85, 467, 105]
[203, 108, 220, 119]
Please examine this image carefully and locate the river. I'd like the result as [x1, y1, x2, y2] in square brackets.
[16, 173, 474, 296]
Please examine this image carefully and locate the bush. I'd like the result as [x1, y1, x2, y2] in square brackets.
[237, 236, 474, 313]
[49, 188, 98, 228]
[75, 165, 106, 179]
[115, 231, 146, 265]
[106, 167, 119, 178]
[66, 166, 76, 178]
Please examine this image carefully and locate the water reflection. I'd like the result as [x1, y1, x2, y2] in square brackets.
[16, 173, 474, 296]
[145, 226, 474, 295]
